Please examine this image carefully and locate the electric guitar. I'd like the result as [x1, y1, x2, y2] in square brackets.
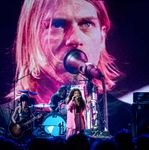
[9, 114, 43, 139]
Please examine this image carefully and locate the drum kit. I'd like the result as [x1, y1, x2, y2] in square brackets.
[32, 103, 66, 137]
[18, 90, 67, 137]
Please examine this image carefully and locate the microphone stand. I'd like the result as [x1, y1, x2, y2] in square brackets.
[90, 82, 98, 133]
[85, 77, 110, 137]
[100, 77, 110, 136]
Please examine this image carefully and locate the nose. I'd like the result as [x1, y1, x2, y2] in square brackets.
[65, 27, 83, 48]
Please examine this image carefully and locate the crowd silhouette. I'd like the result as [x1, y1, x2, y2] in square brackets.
[0, 129, 149, 150]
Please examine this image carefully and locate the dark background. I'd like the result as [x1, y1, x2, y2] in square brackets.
[0, 0, 149, 104]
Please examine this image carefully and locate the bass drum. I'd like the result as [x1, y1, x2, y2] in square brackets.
[42, 113, 66, 136]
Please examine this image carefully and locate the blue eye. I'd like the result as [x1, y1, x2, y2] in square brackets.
[79, 20, 95, 28]
[52, 19, 67, 29]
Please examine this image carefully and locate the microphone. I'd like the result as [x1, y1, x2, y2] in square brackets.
[72, 96, 81, 101]
[80, 62, 104, 80]
[64, 49, 104, 80]
[72, 96, 76, 101]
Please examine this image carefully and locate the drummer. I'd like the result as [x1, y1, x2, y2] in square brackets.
[49, 85, 69, 113]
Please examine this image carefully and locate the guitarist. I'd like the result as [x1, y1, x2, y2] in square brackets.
[10, 94, 33, 140]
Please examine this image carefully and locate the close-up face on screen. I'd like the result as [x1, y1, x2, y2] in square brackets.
[40, 1, 107, 91]
[40, 0, 105, 79]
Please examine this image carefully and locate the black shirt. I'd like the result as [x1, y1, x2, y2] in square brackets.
[50, 94, 66, 112]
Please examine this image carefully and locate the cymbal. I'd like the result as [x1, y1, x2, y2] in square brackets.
[33, 104, 54, 108]
[19, 90, 38, 95]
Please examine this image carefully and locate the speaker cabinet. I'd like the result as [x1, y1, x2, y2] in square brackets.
[132, 92, 149, 137]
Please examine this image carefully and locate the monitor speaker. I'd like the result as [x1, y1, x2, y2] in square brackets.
[132, 92, 149, 137]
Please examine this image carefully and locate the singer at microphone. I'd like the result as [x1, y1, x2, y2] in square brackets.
[66, 88, 86, 139]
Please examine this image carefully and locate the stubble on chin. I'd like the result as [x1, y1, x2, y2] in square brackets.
[54, 62, 73, 83]
[54, 61, 86, 85]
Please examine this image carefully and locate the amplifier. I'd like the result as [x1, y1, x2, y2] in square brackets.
[133, 92, 149, 104]
[132, 92, 149, 137]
